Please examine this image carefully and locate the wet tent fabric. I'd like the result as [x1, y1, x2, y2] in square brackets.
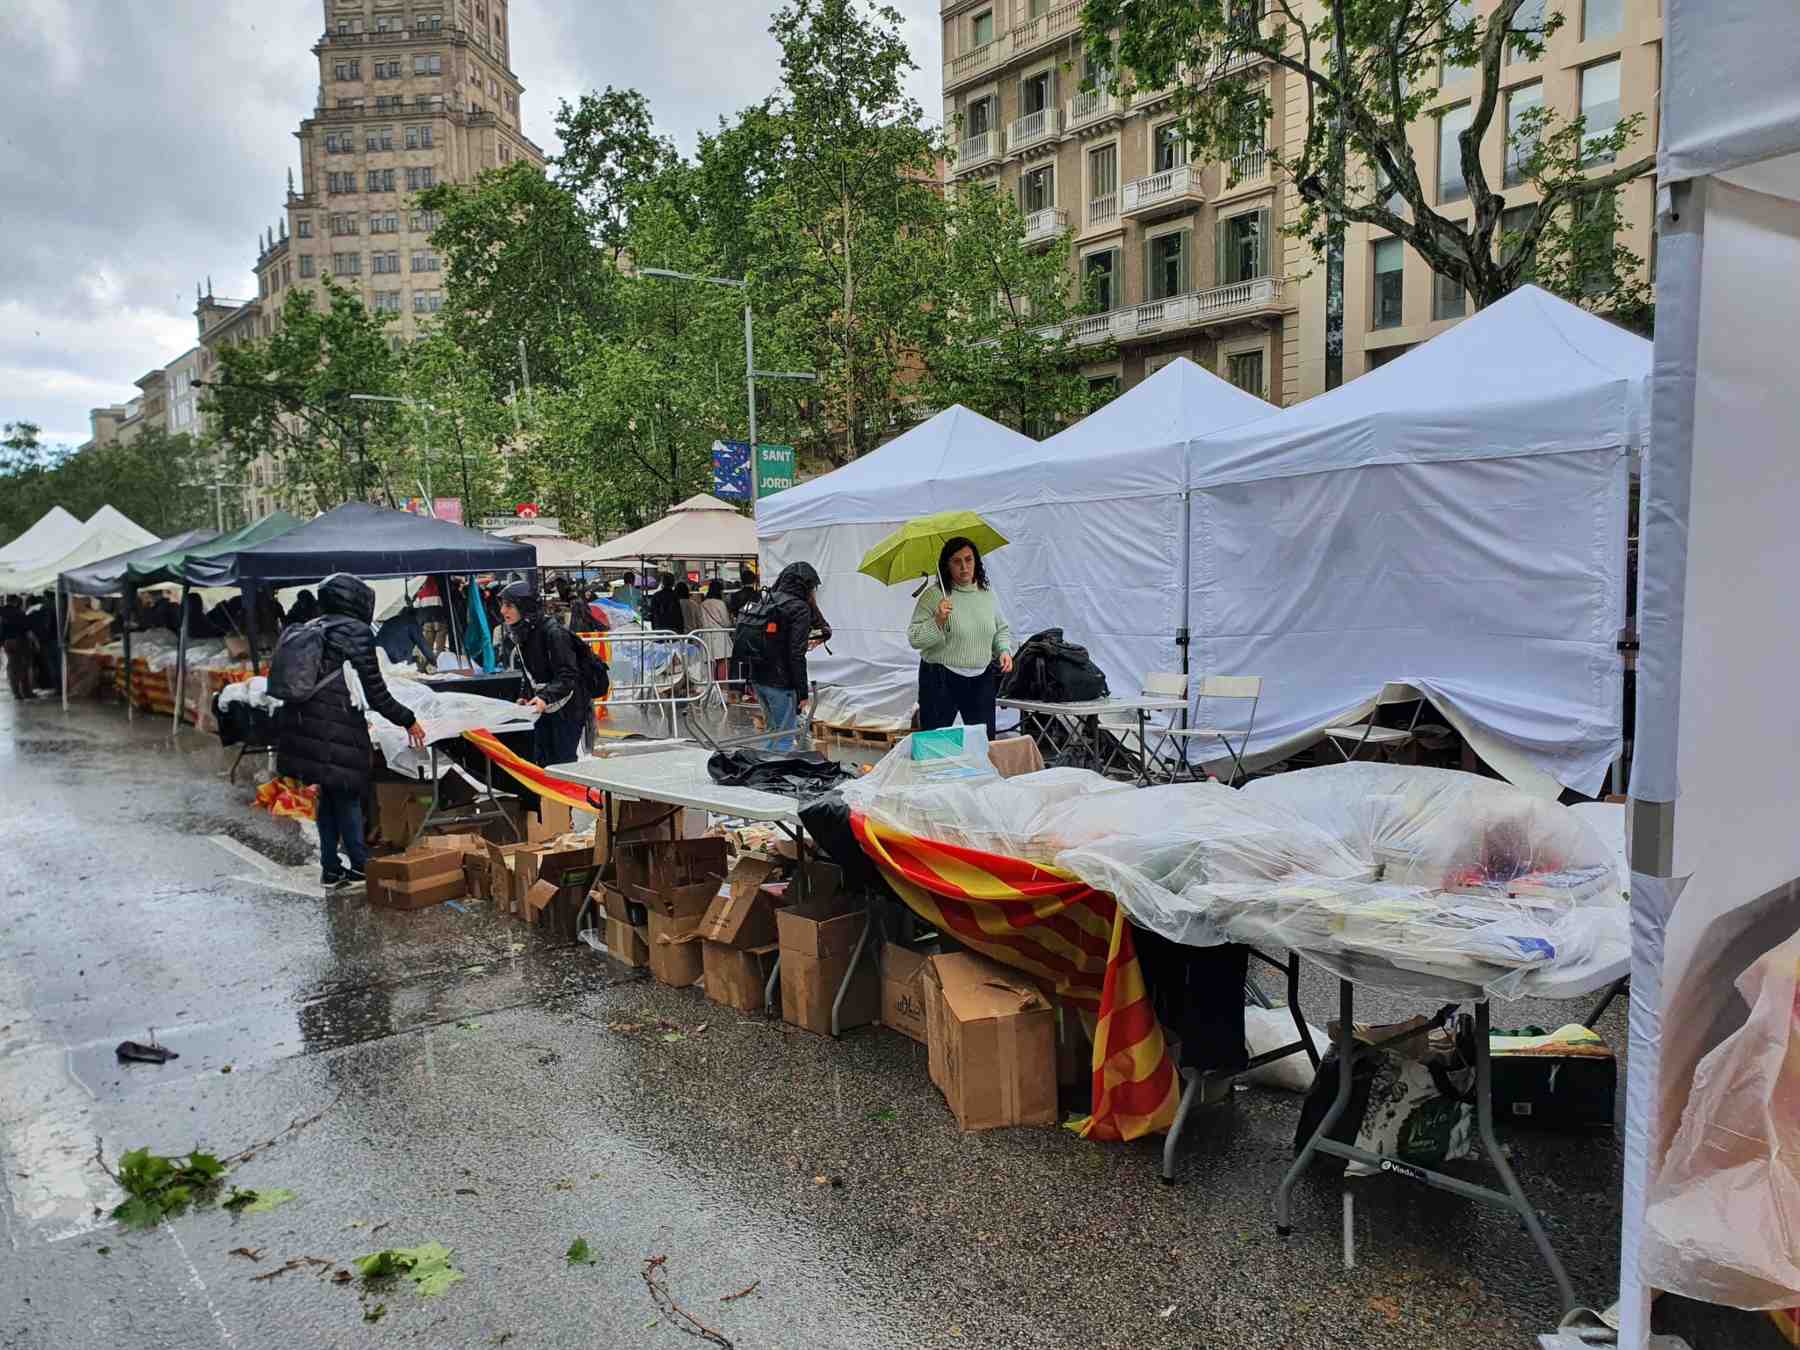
[187, 501, 534, 586]
[580, 494, 758, 564]
[125, 511, 305, 586]
[60, 528, 218, 597]
[0, 506, 82, 566]
[1615, 7, 1800, 1343]
[1181, 286, 1644, 797]
[0, 507, 158, 595]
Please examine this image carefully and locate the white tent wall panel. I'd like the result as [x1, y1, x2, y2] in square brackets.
[1190, 447, 1628, 794]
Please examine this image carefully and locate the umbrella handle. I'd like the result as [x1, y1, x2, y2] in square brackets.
[910, 573, 933, 599]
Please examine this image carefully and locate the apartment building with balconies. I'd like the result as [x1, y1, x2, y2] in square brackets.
[943, 0, 1660, 408]
[942, 0, 1294, 403]
[261, 0, 547, 345]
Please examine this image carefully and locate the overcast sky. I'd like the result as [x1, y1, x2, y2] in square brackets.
[0, 1, 941, 448]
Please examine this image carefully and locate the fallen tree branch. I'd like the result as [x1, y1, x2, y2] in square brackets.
[720, 1281, 759, 1304]
[642, 1255, 733, 1348]
[222, 1092, 343, 1167]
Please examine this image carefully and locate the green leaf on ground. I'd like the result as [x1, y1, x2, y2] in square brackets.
[867, 1107, 897, 1123]
[566, 1237, 595, 1266]
[354, 1242, 465, 1298]
[110, 1149, 228, 1229]
[363, 1302, 387, 1323]
[224, 1186, 297, 1214]
[455, 1021, 480, 1031]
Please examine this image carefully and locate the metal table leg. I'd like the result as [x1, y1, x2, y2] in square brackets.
[1274, 979, 1579, 1316]
[829, 904, 874, 1038]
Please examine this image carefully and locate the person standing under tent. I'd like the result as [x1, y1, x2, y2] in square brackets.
[648, 572, 685, 633]
[677, 580, 704, 636]
[26, 593, 58, 692]
[274, 573, 427, 889]
[2, 597, 34, 701]
[496, 579, 588, 768]
[748, 561, 825, 753]
[615, 571, 641, 616]
[699, 579, 733, 685]
[414, 576, 446, 653]
[726, 564, 758, 619]
[908, 535, 1014, 740]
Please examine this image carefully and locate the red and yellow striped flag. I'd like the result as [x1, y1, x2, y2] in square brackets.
[851, 813, 1178, 1142]
[461, 728, 597, 813]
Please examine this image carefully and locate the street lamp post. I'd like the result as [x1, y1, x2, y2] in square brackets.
[639, 268, 816, 504]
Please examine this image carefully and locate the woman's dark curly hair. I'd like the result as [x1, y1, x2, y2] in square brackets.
[937, 535, 990, 592]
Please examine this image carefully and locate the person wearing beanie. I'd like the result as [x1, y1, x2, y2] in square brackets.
[497, 578, 587, 767]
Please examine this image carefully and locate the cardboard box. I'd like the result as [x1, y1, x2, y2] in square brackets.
[776, 899, 878, 1036]
[702, 942, 777, 1012]
[369, 872, 466, 911]
[617, 836, 729, 897]
[989, 735, 1045, 779]
[374, 782, 435, 849]
[697, 858, 782, 948]
[461, 856, 489, 902]
[524, 878, 558, 924]
[525, 797, 574, 844]
[366, 845, 465, 887]
[925, 952, 1057, 1132]
[599, 884, 648, 927]
[603, 916, 649, 968]
[879, 943, 931, 1045]
[1489, 1025, 1617, 1129]
[646, 910, 705, 987]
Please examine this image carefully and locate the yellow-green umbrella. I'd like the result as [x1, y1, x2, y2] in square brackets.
[857, 510, 1009, 587]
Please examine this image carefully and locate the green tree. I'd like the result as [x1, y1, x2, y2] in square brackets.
[202, 280, 401, 512]
[750, 0, 944, 464]
[551, 86, 683, 261]
[917, 182, 1111, 436]
[1081, 0, 1655, 316]
[0, 423, 213, 544]
[420, 161, 616, 396]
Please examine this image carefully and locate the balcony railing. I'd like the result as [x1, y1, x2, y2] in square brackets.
[1007, 107, 1064, 153]
[1042, 277, 1286, 346]
[1068, 88, 1123, 130]
[1010, 1, 1082, 58]
[1226, 147, 1269, 187]
[1121, 163, 1204, 216]
[1087, 192, 1119, 227]
[945, 31, 1013, 90]
[1021, 207, 1069, 244]
[957, 130, 998, 170]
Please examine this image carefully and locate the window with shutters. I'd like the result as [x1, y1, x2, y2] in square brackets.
[372, 251, 401, 274]
[1021, 70, 1052, 116]
[972, 10, 994, 47]
[296, 218, 312, 239]
[1084, 248, 1119, 311]
[1153, 122, 1187, 173]
[411, 250, 441, 272]
[299, 255, 316, 278]
[1146, 229, 1191, 301]
[331, 252, 362, 275]
[1088, 143, 1117, 198]
[367, 128, 395, 152]
[1226, 350, 1265, 397]
[1020, 165, 1054, 213]
[1217, 208, 1270, 284]
[366, 168, 396, 193]
[406, 167, 435, 191]
[966, 95, 994, 138]
[414, 53, 442, 75]
[1372, 237, 1404, 328]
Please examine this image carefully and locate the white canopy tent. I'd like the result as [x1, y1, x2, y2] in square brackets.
[581, 493, 757, 566]
[0, 506, 82, 567]
[1618, 6, 1800, 1344]
[0, 506, 157, 595]
[757, 406, 1036, 717]
[1187, 286, 1645, 797]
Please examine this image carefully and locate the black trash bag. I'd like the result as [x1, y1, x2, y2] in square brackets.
[116, 1040, 179, 1065]
[797, 791, 903, 903]
[1000, 628, 1109, 704]
[705, 748, 850, 792]
[1133, 930, 1251, 1074]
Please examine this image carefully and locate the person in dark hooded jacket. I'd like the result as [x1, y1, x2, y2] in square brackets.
[496, 579, 588, 767]
[749, 561, 824, 752]
[276, 573, 426, 888]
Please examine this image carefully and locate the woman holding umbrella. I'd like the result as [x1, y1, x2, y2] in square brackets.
[907, 534, 1014, 738]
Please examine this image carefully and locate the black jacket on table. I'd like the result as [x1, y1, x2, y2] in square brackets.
[750, 561, 821, 699]
[503, 612, 585, 723]
[275, 574, 418, 793]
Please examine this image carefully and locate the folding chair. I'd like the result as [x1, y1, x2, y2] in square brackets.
[1166, 675, 1262, 785]
[1323, 681, 1425, 762]
[1097, 671, 1188, 780]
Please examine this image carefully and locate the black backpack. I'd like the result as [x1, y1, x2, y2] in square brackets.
[570, 628, 610, 700]
[1000, 628, 1109, 703]
[731, 590, 786, 667]
[267, 619, 344, 703]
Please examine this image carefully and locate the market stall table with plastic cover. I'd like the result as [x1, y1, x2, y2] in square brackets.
[998, 693, 1191, 783]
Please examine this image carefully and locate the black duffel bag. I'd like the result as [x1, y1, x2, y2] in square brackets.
[999, 627, 1110, 703]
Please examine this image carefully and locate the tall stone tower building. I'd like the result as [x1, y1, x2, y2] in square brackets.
[253, 0, 546, 342]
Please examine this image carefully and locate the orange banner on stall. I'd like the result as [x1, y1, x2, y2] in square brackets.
[850, 813, 1178, 1142]
[461, 729, 595, 813]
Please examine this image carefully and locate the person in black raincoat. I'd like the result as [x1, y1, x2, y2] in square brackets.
[748, 561, 825, 753]
[276, 573, 426, 888]
[496, 579, 587, 767]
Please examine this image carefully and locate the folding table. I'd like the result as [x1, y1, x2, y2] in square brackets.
[998, 694, 1190, 783]
[1274, 935, 1631, 1316]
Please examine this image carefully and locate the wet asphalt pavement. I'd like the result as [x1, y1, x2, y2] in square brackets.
[0, 696, 1776, 1349]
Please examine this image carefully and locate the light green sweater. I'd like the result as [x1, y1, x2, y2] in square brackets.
[908, 582, 1012, 671]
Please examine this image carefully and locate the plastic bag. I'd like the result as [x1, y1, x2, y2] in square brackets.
[1642, 924, 1800, 1309]
[1242, 1007, 1323, 1093]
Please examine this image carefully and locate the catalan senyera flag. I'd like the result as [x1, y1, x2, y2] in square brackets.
[461, 729, 597, 813]
[851, 813, 1178, 1142]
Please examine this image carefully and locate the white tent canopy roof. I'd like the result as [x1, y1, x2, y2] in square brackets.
[0, 506, 82, 565]
[527, 533, 603, 568]
[582, 493, 758, 563]
[1195, 286, 1650, 488]
[757, 406, 1035, 532]
[0, 506, 157, 595]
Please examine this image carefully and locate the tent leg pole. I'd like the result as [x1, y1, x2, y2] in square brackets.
[123, 590, 133, 724]
[57, 583, 68, 714]
[172, 582, 190, 737]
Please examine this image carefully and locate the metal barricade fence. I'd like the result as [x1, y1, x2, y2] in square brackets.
[573, 629, 715, 738]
